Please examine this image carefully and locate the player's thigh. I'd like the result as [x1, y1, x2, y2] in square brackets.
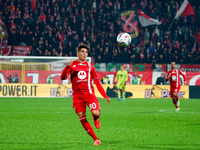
[173, 87, 180, 95]
[122, 84, 126, 90]
[117, 83, 123, 89]
[73, 98, 87, 114]
[87, 94, 100, 112]
[170, 88, 174, 98]
[170, 87, 179, 97]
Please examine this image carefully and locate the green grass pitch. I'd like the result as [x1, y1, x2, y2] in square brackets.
[0, 97, 200, 150]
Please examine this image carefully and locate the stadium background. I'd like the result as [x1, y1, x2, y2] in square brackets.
[0, 0, 200, 98]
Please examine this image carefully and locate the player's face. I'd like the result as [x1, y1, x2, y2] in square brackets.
[77, 48, 88, 61]
[171, 62, 176, 69]
[120, 66, 124, 71]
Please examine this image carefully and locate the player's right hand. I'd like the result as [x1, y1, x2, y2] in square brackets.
[67, 61, 73, 66]
[168, 73, 171, 80]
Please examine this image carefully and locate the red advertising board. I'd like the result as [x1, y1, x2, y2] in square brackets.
[25, 71, 62, 84]
[3, 70, 200, 85]
[0, 70, 21, 83]
[23, 71, 152, 84]
[185, 72, 200, 85]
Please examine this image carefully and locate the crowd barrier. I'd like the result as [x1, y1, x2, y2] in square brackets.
[0, 84, 191, 99]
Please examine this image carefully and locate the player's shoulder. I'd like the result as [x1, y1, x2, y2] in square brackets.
[177, 69, 181, 71]
[117, 70, 121, 73]
[178, 69, 183, 73]
[73, 60, 79, 64]
[88, 62, 95, 69]
[167, 70, 172, 73]
[89, 62, 94, 66]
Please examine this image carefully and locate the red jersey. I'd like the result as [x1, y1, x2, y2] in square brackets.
[60, 60, 98, 95]
[165, 69, 186, 88]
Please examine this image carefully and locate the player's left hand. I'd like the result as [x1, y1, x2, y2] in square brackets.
[105, 97, 110, 104]
[124, 82, 126, 85]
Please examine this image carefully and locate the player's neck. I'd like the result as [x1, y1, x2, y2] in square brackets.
[172, 68, 176, 71]
[78, 59, 86, 62]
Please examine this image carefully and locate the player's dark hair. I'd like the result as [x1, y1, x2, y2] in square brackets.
[78, 44, 90, 52]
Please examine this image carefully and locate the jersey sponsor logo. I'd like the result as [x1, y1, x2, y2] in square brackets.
[172, 75, 176, 80]
[78, 63, 87, 66]
[78, 71, 86, 79]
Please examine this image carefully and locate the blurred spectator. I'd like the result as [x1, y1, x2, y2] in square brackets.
[101, 74, 110, 84]
[131, 73, 138, 84]
[144, 28, 150, 46]
[48, 75, 53, 84]
[156, 73, 165, 85]
[12, 73, 19, 83]
[6, 75, 12, 83]
[138, 74, 142, 85]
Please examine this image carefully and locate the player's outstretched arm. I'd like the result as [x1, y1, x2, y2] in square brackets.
[60, 61, 73, 80]
[94, 79, 110, 104]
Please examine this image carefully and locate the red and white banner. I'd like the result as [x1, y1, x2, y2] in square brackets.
[13, 46, 31, 56]
[175, 0, 195, 19]
[138, 9, 161, 27]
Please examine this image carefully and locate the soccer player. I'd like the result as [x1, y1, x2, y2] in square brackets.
[165, 61, 186, 111]
[114, 65, 128, 101]
[60, 44, 110, 145]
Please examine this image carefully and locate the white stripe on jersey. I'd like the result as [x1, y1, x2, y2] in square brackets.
[87, 62, 93, 94]
[176, 69, 178, 87]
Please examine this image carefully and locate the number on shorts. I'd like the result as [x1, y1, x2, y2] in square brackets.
[89, 103, 96, 110]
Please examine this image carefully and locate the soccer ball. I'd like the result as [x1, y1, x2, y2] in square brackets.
[117, 33, 131, 47]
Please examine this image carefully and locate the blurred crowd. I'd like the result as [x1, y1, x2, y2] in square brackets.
[1, 0, 200, 65]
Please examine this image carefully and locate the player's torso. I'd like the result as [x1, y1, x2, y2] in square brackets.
[169, 69, 181, 87]
[70, 60, 94, 94]
[118, 70, 126, 80]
